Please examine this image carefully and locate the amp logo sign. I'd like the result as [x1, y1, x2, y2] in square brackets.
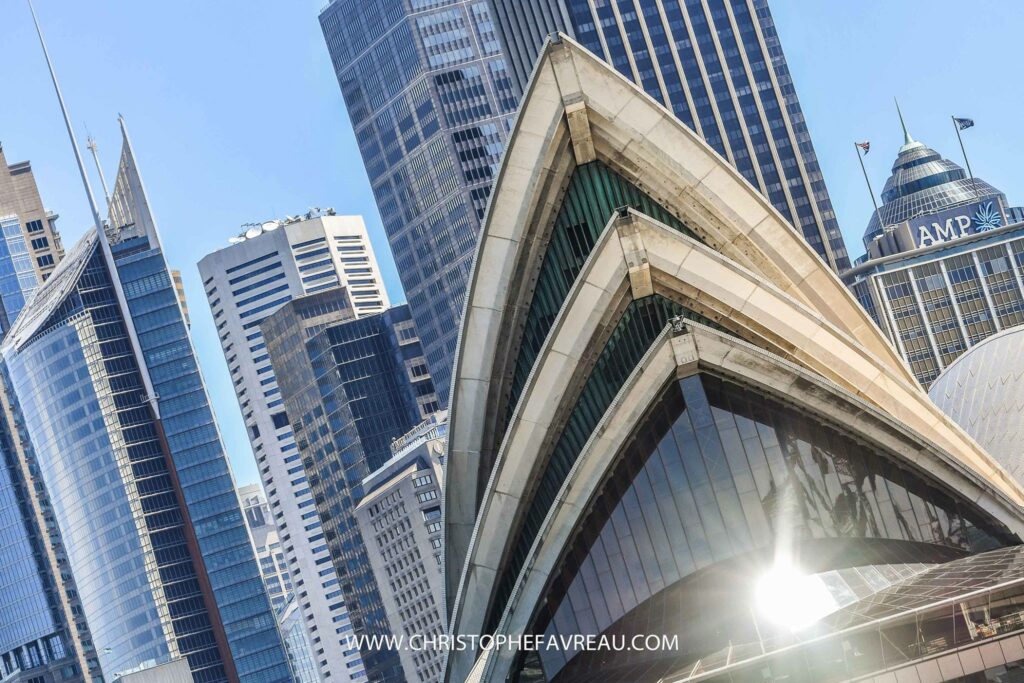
[913, 198, 1005, 248]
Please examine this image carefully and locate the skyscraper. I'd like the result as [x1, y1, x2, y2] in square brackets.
[199, 212, 387, 683]
[1, 122, 292, 683]
[260, 291, 439, 683]
[0, 145, 65, 331]
[319, 0, 850, 405]
[318, 0, 519, 404]
[0, 369, 92, 683]
[487, 0, 849, 272]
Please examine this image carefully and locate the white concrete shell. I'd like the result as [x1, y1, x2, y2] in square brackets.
[443, 34, 1024, 683]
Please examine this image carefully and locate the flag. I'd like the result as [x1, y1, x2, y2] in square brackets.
[856, 141, 870, 154]
[954, 117, 975, 130]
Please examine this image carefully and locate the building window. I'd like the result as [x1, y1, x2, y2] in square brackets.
[36, 254, 54, 267]
[26, 219, 43, 233]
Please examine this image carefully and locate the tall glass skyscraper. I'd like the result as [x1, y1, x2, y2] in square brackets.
[1, 123, 292, 683]
[0, 371, 88, 683]
[487, 0, 850, 273]
[318, 0, 519, 404]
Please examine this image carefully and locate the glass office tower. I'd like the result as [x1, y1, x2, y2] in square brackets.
[488, 0, 849, 273]
[318, 0, 518, 405]
[261, 291, 439, 683]
[1, 123, 291, 683]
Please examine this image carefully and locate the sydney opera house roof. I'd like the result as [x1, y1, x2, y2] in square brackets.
[442, 34, 1024, 683]
[929, 327, 1024, 481]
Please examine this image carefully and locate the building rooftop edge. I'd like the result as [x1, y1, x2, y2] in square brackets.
[844, 218, 1024, 280]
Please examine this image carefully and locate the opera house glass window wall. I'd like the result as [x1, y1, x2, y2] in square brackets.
[517, 374, 1010, 682]
[442, 37, 1024, 683]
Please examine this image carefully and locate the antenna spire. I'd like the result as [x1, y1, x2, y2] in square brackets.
[27, 0, 106, 238]
[895, 97, 914, 145]
[86, 134, 111, 205]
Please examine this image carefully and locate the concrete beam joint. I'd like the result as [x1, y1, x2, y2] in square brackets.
[616, 220, 653, 298]
[564, 101, 596, 165]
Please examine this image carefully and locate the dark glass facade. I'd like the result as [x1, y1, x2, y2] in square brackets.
[487, 0, 850, 272]
[485, 160, 711, 630]
[111, 237, 292, 683]
[319, 0, 518, 405]
[513, 374, 1015, 682]
[262, 292, 439, 683]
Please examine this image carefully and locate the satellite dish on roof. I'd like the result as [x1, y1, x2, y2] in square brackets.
[262, 221, 280, 231]
[245, 226, 263, 240]
[228, 236, 245, 244]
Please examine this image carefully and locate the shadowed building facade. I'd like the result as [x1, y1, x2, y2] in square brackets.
[442, 36, 1024, 683]
[261, 291, 439, 683]
[199, 212, 389, 683]
[1, 124, 292, 683]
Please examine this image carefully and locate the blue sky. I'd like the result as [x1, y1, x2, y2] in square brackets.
[1, 0, 1022, 486]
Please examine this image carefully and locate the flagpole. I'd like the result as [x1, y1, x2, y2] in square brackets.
[953, 116, 977, 198]
[855, 142, 880, 215]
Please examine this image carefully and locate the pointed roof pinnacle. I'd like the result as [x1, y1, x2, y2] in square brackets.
[895, 97, 915, 146]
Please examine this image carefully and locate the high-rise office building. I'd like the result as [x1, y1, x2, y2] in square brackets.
[260, 291, 439, 683]
[842, 125, 1024, 387]
[318, 0, 519, 404]
[1, 122, 292, 683]
[487, 0, 850, 273]
[276, 603, 320, 683]
[354, 415, 448, 683]
[199, 212, 387, 683]
[442, 38, 1024, 683]
[0, 145, 64, 332]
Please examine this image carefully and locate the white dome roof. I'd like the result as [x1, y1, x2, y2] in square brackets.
[929, 327, 1024, 481]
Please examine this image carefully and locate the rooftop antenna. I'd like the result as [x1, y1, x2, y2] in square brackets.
[28, 0, 160, 418]
[27, 0, 105, 237]
[895, 97, 914, 146]
[86, 133, 111, 205]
